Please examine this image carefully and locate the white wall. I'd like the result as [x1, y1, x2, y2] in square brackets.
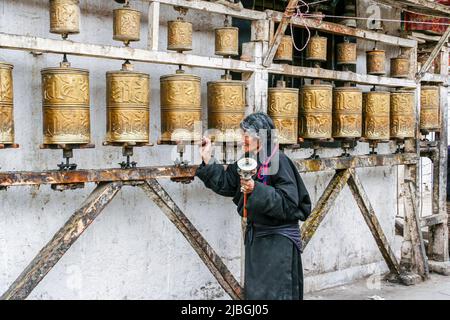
[0, 0, 399, 299]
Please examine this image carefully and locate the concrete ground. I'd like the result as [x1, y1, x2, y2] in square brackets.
[307, 273, 450, 300]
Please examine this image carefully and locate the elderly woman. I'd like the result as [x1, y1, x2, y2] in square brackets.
[196, 112, 311, 300]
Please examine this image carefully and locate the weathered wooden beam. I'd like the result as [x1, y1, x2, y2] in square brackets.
[347, 170, 401, 276]
[267, 64, 417, 88]
[267, 10, 417, 48]
[0, 182, 122, 300]
[416, 26, 450, 80]
[422, 214, 448, 228]
[147, 0, 160, 51]
[301, 169, 351, 249]
[145, 0, 266, 20]
[140, 179, 243, 300]
[375, 0, 450, 16]
[262, 0, 299, 67]
[0, 33, 256, 73]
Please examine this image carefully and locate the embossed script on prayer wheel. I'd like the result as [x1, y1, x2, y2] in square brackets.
[299, 84, 332, 139]
[167, 20, 193, 52]
[215, 27, 239, 57]
[106, 63, 150, 144]
[390, 91, 415, 139]
[332, 87, 362, 139]
[420, 86, 440, 132]
[390, 56, 410, 78]
[362, 91, 390, 141]
[366, 50, 386, 75]
[274, 35, 293, 62]
[160, 70, 201, 142]
[268, 83, 299, 144]
[49, 0, 80, 38]
[306, 35, 327, 62]
[0, 62, 14, 144]
[337, 41, 357, 65]
[41, 62, 90, 145]
[113, 6, 141, 45]
[207, 76, 245, 143]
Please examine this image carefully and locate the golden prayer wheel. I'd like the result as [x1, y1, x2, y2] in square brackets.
[390, 90, 416, 139]
[106, 62, 150, 144]
[167, 19, 193, 52]
[207, 74, 246, 143]
[306, 34, 327, 62]
[366, 49, 386, 75]
[299, 84, 333, 139]
[215, 27, 239, 57]
[49, 0, 80, 38]
[362, 91, 390, 141]
[332, 87, 362, 139]
[420, 85, 440, 132]
[41, 62, 90, 145]
[274, 35, 293, 62]
[0, 62, 14, 145]
[390, 56, 410, 78]
[337, 41, 357, 65]
[160, 70, 201, 143]
[113, 5, 141, 45]
[268, 81, 299, 145]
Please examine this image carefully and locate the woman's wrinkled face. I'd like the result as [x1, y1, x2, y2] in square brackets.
[242, 132, 260, 154]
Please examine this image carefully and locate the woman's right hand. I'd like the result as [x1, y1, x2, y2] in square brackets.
[200, 136, 212, 164]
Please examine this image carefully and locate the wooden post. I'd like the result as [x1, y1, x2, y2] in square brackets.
[347, 170, 401, 276]
[301, 169, 351, 249]
[140, 179, 243, 300]
[148, 0, 160, 51]
[1, 182, 123, 300]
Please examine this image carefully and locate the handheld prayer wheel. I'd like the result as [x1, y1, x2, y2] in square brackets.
[337, 41, 357, 65]
[215, 27, 239, 57]
[106, 62, 150, 144]
[207, 74, 245, 143]
[167, 19, 193, 52]
[366, 49, 386, 75]
[268, 81, 299, 144]
[49, 0, 80, 38]
[390, 90, 416, 139]
[113, 4, 141, 46]
[0, 62, 14, 145]
[362, 91, 390, 141]
[306, 34, 327, 62]
[420, 85, 440, 133]
[274, 35, 293, 62]
[160, 69, 201, 143]
[41, 61, 90, 145]
[299, 84, 333, 139]
[390, 55, 410, 78]
[332, 87, 362, 139]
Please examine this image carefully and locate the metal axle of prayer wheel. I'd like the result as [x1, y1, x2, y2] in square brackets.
[215, 16, 239, 58]
[306, 32, 327, 64]
[390, 54, 410, 78]
[113, 1, 141, 46]
[274, 35, 294, 63]
[268, 79, 299, 145]
[333, 86, 362, 157]
[362, 88, 390, 154]
[299, 83, 333, 159]
[160, 66, 202, 165]
[420, 85, 440, 136]
[41, 55, 93, 170]
[104, 60, 150, 168]
[390, 90, 416, 153]
[167, 11, 193, 53]
[0, 62, 18, 150]
[49, 0, 80, 39]
[366, 45, 386, 76]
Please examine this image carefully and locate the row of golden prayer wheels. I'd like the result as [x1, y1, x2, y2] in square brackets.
[0, 59, 441, 148]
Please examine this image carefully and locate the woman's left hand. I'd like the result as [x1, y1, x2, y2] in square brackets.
[240, 179, 255, 194]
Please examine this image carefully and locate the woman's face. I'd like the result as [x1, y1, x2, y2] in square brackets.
[242, 132, 260, 154]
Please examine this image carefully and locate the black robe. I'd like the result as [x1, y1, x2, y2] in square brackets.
[196, 151, 312, 300]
